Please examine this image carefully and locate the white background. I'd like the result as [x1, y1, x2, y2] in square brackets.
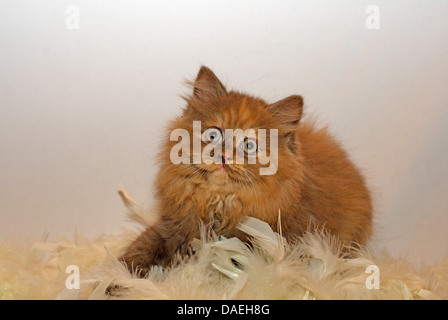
[1, 0, 447, 267]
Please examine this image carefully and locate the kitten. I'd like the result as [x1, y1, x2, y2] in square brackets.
[121, 66, 372, 274]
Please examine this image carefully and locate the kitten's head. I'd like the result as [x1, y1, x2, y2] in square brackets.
[160, 66, 304, 192]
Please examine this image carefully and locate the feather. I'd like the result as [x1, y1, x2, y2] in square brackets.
[237, 216, 285, 262]
[88, 278, 114, 300]
[1, 186, 447, 300]
[118, 184, 156, 227]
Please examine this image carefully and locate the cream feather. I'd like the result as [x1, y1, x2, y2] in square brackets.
[0, 186, 447, 300]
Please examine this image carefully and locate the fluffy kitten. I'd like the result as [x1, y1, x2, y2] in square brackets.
[121, 66, 372, 274]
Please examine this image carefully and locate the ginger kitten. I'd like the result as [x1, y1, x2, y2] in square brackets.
[121, 66, 373, 274]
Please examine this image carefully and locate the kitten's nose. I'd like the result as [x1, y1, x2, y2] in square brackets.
[220, 151, 232, 164]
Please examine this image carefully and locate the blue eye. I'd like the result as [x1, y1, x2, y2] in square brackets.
[242, 138, 258, 155]
[203, 127, 222, 144]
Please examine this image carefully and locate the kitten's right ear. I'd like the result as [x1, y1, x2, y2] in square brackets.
[266, 95, 304, 129]
[192, 66, 227, 102]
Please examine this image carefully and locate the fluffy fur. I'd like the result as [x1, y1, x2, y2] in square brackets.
[122, 66, 372, 274]
[0, 190, 445, 300]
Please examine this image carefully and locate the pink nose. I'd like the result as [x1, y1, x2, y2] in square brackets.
[221, 151, 232, 164]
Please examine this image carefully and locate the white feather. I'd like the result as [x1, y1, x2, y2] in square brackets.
[1, 186, 447, 300]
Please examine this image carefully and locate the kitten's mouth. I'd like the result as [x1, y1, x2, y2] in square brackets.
[190, 164, 255, 185]
[203, 163, 238, 179]
[213, 164, 248, 183]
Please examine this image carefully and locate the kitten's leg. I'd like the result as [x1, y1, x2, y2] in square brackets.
[120, 216, 197, 277]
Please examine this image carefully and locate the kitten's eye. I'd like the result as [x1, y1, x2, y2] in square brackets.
[241, 138, 258, 156]
[203, 127, 222, 144]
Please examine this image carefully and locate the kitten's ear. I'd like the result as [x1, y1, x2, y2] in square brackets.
[267, 95, 304, 129]
[267, 95, 303, 153]
[192, 66, 227, 102]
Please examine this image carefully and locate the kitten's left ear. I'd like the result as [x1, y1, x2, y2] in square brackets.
[267, 95, 303, 153]
[192, 66, 227, 102]
[266, 95, 304, 129]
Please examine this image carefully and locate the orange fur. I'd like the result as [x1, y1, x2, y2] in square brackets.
[121, 66, 372, 274]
